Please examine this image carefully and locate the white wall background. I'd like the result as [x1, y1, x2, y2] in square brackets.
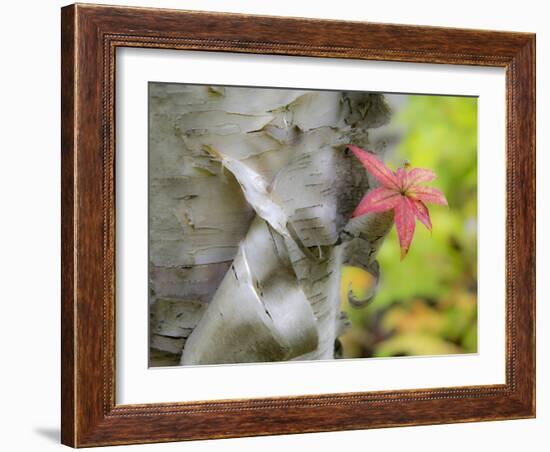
[0, 1, 545, 450]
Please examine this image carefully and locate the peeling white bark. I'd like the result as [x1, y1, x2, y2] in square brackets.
[181, 218, 318, 364]
[149, 83, 395, 365]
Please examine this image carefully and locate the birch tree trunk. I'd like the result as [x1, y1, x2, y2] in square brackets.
[149, 83, 394, 366]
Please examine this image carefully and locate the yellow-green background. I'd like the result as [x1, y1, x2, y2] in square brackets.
[340, 95, 478, 359]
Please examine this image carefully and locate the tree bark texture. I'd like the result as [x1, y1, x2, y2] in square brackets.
[148, 84, 394, 366]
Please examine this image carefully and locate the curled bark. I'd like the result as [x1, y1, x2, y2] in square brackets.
[149, 84, 396, 365]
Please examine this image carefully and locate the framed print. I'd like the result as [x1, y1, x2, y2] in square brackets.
[61, 3, 536, 447]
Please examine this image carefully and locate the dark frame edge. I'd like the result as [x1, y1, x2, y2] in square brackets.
[61, 3, 77, 448]
[510, 34, 536, 419]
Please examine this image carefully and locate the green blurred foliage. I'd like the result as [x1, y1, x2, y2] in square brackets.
[340, 95, 478, 359]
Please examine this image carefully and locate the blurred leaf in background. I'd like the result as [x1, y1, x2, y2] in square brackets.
[340, 94, 478, 359]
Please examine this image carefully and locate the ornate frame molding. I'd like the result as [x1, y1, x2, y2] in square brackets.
[61, 4, 535, 447]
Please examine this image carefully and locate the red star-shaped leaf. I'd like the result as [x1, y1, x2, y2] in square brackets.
[349, 145, 448, 260]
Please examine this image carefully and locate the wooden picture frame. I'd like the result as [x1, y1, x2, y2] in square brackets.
[61, 3, 536, 447]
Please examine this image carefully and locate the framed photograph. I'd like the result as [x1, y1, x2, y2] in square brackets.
[61, 3, 536, 447]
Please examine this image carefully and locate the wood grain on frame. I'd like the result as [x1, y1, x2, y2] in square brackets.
[61, 3, 535, 447]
